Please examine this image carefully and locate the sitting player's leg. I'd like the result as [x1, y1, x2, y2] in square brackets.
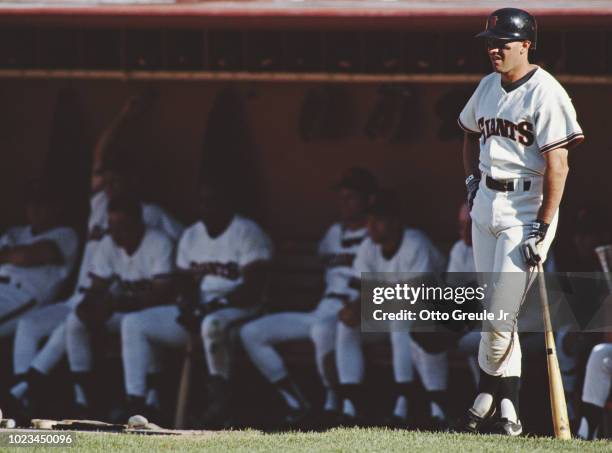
[335, 322, 365, 420]
[241, 312, 315, 414]
[121, 306, 189, 415]
[199, 306, 257, 424]
[65, 311, 123, 414]
[388, 330, 415, 425]
[10, 303, 71, 405]
[411, 339, 449, 428]
[0, 285, 37, 338]
[577, 342, 612, 439]
[310, 314, 341, 413]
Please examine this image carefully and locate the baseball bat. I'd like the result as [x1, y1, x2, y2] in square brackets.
[174, 333, 195, 429]
[537, 262, 571, 439]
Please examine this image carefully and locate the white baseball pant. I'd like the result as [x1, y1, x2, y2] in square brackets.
[471, 175, 558, 377]
[240, 296, 343, 385]
[582, 343, 612, 408]
[121, 305, 254, 397]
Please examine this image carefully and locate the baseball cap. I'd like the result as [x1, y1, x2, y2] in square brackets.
[334, 167, 379, 196]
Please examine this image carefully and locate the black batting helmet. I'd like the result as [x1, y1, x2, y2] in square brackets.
[476, 8, 537, 50]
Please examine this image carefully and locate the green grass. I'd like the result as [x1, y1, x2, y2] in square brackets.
[2, 428, 611, 453]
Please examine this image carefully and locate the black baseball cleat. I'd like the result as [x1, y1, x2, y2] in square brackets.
[454, 405, 496, 434]
[490, 418, 523, 436]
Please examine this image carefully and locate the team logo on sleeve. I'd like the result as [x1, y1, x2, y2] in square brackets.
[477, 117, 534, 146]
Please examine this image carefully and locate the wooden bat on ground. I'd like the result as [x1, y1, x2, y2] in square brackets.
[174, 333, 196, 429]
[537, 261, 571, 439]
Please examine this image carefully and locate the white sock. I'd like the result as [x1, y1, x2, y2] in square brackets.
[74, 384, 88, 407]
[472, 393, 494, 418]
[323, 389, 338, 412]
[431, 401, 446, 420]
[279, 389, 301, 410]
[393, 395, 408, 419]
[343, 399, 356, 417]
[10, 382, 28, 400]
[577, 417, 589, 438]
[146, 389, 159, 408]
[500, 398, 517, 423]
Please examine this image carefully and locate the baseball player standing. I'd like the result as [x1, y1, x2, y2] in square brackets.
[457, 8, 584, 435]
[240, 168, 376, 424]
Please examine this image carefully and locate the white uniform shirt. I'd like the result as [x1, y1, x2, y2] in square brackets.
[89, 228, 174, 292]
[0, 226, 79, 303]
[459, 67, 584, 179]
[176, 215, 273, 304]
[76, 192, 184, 292]
[353, 229, 445, 280]
[318, 223, 368, 298]
[446, 240, 475, 274]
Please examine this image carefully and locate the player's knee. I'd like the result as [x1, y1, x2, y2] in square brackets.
[310, 322, 334, 349]
[121, 312, 141, 337]
[201, 314, 224, 341]
[239, 322, 260, 347]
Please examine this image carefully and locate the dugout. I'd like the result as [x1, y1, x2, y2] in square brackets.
[0, 0, 611, 435]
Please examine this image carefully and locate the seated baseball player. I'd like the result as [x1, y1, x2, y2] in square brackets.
[0, 184, 79, 339]
[6, 153, 183, 417]
[64, 195, 176, 418]
[577, 342, 612, 440]
[119, 178, 273, 427]
[240, 167, 377, 425]
[330, 191, 448, 428]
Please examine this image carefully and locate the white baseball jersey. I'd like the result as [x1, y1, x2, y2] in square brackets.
[353, 229, 445, 279]
[76, 191, 184, 292]
[318, 223, 368, 298]
[446, 240, 476, 274]
[89, 227, 175, 293]
[0, 226, 79, 303]
[458, 67, 584, 179]
[176, 215, 273, 304]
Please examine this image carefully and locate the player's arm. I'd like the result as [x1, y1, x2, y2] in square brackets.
[462, 132, 481, 178]
[521, 148, 570, 266]
[537, 148, 569, 224]
[222, 260, 270, 308]
[0, 240, 64, 267]
[91, 91, 155, 192]
[462, 132, 482, 210]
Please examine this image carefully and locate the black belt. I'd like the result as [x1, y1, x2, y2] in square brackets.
[0, 276, 10, 284]
[486, 176, 531, 192]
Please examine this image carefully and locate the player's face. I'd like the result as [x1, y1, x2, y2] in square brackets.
[104, 171, 128, 199]
[108, 211, 139, 249]
[458, 204, 472, 246]
[367, 214, 394, 244]
[486, 39, 529, 73]
[197, 185, 224, 221]
[338, 188, 368, 222]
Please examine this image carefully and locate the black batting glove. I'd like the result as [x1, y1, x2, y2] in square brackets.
[521, 220, 549, 267]
[465, 174, 481, 211]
